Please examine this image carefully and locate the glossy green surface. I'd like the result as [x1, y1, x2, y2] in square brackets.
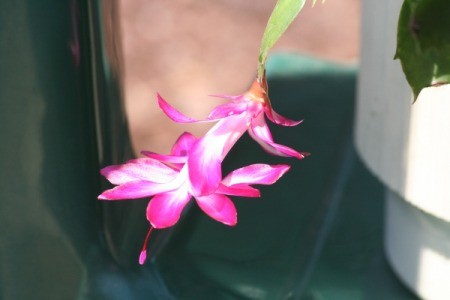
[0, 1, 99, 298]
[0, 1, 417, 298]
[0, 1, 167, 299]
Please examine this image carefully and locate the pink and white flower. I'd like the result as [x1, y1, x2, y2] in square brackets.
[98, 132, 290, 263]
[157, 78, 307, 195]
[99, 132, 289, 228]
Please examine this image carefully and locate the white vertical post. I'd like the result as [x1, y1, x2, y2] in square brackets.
[356, 1, 450, 299]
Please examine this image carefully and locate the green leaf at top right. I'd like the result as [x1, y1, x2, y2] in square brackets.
[395, 0, 450, 101]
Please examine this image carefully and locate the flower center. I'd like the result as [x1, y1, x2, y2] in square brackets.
[245, 78, 269, 104]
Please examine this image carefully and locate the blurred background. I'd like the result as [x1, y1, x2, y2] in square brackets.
[119, 0, 360, 155]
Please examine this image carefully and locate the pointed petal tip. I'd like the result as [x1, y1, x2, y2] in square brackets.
[97, 194, 107, 200]
[266, 164, 291, 182]
[277, 165, 291, 178]
[265, 105, 303, 127]
[295, 119, 304, 126]
[277, 118, 303, 126]
[225, 217, 237, 227]
[97, 191, 115, 200]
[139, 250, 147, 265]
[216, 183, 261, 198]
[222, 163, 291, 186]
[300, 152, 311, 159]
[157, 93, 198, 123]
[290, 152, 308, 160]
[277, 164, 291, 173]
[99, 166, 110, 177]
[217, 211, 237, 227]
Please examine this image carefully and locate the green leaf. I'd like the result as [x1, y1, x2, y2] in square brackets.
[258, 0, 307, 79]
[396, 0, 450, 100]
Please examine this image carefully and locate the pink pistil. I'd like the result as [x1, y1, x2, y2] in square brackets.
[139, 226, 154, 265]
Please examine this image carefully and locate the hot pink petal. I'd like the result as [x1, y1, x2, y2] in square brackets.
[157, 93, 199, 123]
[100, 158, 178, 185]
[249, 127, 305, 159]
[264, 105, 303, 126]
[98, 180, 179, 200]
[141, 151, 187, 164]
[146, 188, 191, 228]
[207, 102, 247, 120]
[170, 132, 197, 156]
[141, 133, 197, 170]
[222, 164, 290, 186]
[249, 113, 306, 159]
[187, 114, 248, 196]
[246, 101, 264, 123]
[216, 183, 261, 198]
[195, 194, 237, 226]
